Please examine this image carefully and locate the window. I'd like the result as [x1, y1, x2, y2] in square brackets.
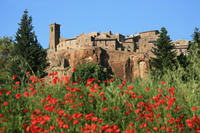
[86, 39, 88, 42]
[70, 41, 72, 45]
[51, 27, 53, 32]
[79, 40, 81, 43]
[105, 41, 108, 46]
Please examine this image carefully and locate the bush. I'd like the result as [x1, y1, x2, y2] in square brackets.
[71, 62, 110, 84]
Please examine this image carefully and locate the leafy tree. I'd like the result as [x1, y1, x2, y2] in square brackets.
[150, 27, 177, 77]
[0, 37, 14, 83]
[188, 27, 200, 54]
[185, 27, 200, 81]
[192, 27, 200, 46]
[177, 53, 189, 69]
[71, 62, 110, 84]
[11, 9, 48, 79]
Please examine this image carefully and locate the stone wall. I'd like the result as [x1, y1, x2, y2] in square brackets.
[47, 47, 149, 82]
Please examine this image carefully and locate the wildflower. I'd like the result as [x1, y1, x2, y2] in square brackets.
[125, 112, 129, 116]
[158, 88, 162, 93]
[73, 120, 79, 125]
[153, 127, 158, 131]
[3, 101, 8, 106]
[161, 81, 166, 84]
[129, 123, 134, 127]
[6, 91, 11, 95]
[167, 114, 171, 118]
[72, 105, 77, 108]
[72, 68, 76, 72]
[109, 78, 115, 83]
[53, 72, 57, 75]
[145, 88, 150, 92]
[15, 81, 20, 85]
[125, 129, 135, 133]
[135, 109, 141, 114]
[103, 108, 109, 112]
[192, 106, 197, 111]
[16, 93, 22, 99]
[99, 92, 105, 96]
[0, 114, 4, 118]
[140, 123, 147, 128]
[12, 75, 16, 80]
[24, 91, 29, 97]
[26, 71, 30, 75]
[79, 103, 84, 106]
[113, 107, 118, 110]
[102, 96, 106, 101]
[63, 124, 69, 128]
[105, 129, 113, 132]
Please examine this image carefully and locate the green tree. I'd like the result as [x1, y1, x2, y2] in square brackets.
[71, 62, 110, 85]
[188, 27, 200, 54]
[150, 27, 177, 77]
[192, 27, 200, 46]
[11, 9, 48, 79]
[0, 37, 14, 83]
[185, 27, 200, 81]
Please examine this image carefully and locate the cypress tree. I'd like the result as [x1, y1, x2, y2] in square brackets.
[11, 9, 48, 78]
[150, 27, 177, 77]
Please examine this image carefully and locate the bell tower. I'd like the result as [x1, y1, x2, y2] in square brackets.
[49, 23, 60, 51]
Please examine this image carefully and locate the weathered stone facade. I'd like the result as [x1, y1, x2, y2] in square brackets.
[47, 23, 190, 81]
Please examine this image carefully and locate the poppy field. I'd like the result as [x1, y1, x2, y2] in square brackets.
[0, 72, 199, 133]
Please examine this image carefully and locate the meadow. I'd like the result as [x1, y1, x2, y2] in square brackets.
[0, 69, 199, 133]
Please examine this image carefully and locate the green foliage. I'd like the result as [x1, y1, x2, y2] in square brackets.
[0, 37, 14, 83]
[71, 62, 110, 84]
[150, 27, 177, 78]
[13, 9, 48, 79]
[177, 53, 189, 69]
[192, 27, 200, 45]
[182, 27, 200, 81]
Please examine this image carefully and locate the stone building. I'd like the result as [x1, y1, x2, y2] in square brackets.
[47, 23, 191, 81]
[49, 23, 190, 56]
[172, 40, 190, 55]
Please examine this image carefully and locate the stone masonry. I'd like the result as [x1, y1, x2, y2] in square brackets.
[47, 23, 190, 81]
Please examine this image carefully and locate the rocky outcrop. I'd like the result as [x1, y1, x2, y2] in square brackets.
[47, 47, 149, 82]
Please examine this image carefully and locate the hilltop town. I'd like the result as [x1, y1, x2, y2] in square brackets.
[47, 23, 190, 81]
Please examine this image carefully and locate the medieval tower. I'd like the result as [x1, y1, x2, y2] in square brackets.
[49, 23, 60, 51]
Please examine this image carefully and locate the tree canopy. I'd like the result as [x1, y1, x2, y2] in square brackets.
[10, 10, 48, 79]
[150, 27, 177, 77]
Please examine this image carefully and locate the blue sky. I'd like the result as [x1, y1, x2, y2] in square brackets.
[1, 0, 200, 49]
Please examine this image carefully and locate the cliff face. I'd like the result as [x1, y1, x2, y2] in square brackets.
[47, 47, 149, 82]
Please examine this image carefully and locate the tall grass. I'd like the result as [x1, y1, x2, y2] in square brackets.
[0, 67, 199, 132]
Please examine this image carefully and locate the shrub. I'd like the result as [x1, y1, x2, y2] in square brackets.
[71, 62, 110, 84]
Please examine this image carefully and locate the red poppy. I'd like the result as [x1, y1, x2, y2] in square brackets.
[72, 68, 76, 72]
[145, 88, 150, 92]
[103, 108, 109, 112]
[161, 81, 166, 84]
[129, 123, 134, 127]
[15, 81, 20, 85]
[6, 91, 11, 95]
[3, 101, 8, 106]
[12, 75, 16, 80]
[73, 120, 79, 125]
[16, 93, 22, 99]
[192, 106, 197, 111]
[26, 71, 30, 75]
